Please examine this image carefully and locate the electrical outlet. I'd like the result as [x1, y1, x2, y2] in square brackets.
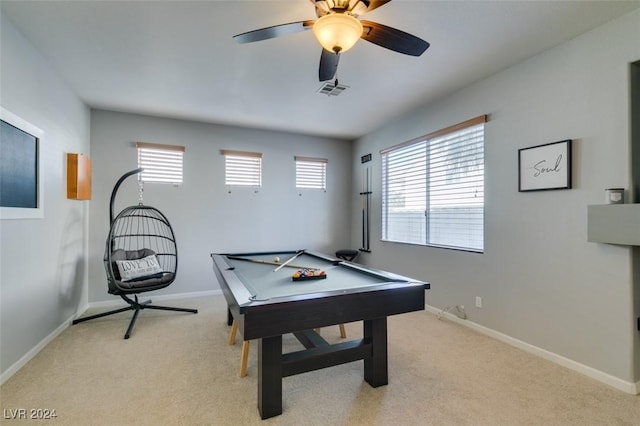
[475, 296, 482, 308]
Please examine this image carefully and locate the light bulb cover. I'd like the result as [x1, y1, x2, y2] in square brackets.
[312, 14, 363, 53]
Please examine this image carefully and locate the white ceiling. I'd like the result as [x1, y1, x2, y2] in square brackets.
[3, 0, 640, 139]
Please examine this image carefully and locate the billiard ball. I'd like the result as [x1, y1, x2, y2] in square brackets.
[274, 256, 280, 263]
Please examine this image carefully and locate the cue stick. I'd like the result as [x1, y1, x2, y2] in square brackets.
[226, 255, 319, 271]
[361, 207, 365, 248]
[366, 167, 369, 250]
[273, 250, 303, 272]
[366, 166, 371, 250]
[361, 168, 366, 249]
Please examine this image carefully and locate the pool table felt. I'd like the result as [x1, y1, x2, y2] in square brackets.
[224, 253, 390, 301]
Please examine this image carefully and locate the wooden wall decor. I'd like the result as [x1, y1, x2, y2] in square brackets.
[67, 153, 91, 200]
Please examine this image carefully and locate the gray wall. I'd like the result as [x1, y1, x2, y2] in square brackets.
[3, 3, 640, 392]
[632, 61, 640, 383]
[352, 10, 640, 385]
[89, 110, 352, 301]
[0, 14, 90, 376]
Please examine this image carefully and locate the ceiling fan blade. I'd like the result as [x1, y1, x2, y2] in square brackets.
[360, 20, 429, 56]
[319, 49, 340, 81]
[233, 20, 314, 44]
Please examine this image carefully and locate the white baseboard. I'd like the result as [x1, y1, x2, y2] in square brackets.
[426, 305, 638, 395]
[1, 317, 72, 386]
[1, 289, 222, 386]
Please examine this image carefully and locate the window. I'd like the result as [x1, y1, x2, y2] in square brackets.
[295, 156, 327, 190]
[381, 115, 486, 252]
[136, 142, 184, 184]
[222, 150, 262, 187]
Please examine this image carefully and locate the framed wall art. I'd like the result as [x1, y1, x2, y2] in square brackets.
[518, 139, 572, 192]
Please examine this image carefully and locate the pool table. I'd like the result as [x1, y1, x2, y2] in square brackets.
[210, 250, 429, 419]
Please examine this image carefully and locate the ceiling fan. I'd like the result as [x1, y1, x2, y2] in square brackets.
[233, 0, 430, 82]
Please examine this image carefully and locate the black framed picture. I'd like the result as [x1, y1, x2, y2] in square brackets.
[518, 139, 572, 192]
[1, 108, 44, 219]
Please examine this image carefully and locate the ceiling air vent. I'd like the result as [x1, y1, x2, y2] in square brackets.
[317, 81, 349, 96]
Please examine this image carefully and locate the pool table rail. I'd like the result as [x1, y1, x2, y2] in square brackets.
[211, 251, 429, 341]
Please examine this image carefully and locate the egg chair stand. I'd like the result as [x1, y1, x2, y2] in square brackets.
[72, 168, 197, 339]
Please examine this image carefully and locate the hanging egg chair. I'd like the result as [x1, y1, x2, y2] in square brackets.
[73, 168, 197, 339]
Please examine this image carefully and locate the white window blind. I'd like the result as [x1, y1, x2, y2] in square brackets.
[381, 116, 486, 252]
[222, 150, 262, 187]
[136, 142, 184, 184]
[295, 156, 327, 190]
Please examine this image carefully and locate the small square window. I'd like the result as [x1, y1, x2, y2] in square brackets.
[136, 142, 184, 184]
[295, 156, 327, 190]
[222, 150, 262, 187]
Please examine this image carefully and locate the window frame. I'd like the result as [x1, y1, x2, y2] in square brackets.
[380, 115, 487, 252]
[295, 156, 327, 191]
[136, 142, 185, 185]
[222, 149, 263, 188]
[0, 107, 44, 219]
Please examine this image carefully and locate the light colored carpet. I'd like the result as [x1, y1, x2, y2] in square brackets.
[1, 295, 638, 425]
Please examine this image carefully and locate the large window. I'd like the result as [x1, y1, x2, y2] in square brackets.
[222, 149, 262, 187]
[136, 142, 184, 184]
[381, 115, 486, 252]
[295, 156, 327, 190]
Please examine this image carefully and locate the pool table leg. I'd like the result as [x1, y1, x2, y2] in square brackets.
[258, 335, 283, 419]
[363, 317, 388, 387]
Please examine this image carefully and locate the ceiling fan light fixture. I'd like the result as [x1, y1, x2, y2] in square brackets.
[313, 13, 363, 54]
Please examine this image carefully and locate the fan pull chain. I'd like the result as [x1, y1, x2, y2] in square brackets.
[138, 179, 144, 205]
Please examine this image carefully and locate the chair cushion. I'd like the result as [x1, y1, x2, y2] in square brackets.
[111, 248, 156, 262]
[108, 249, 176, 294]
[117, 272, 174, 291]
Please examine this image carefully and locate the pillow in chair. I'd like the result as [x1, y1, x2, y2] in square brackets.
[115, 254, 163, 282]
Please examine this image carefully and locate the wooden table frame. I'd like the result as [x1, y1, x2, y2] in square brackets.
[211, 251, 429, 419]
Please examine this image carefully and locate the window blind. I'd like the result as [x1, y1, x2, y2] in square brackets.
[136, 142, 184, 184]
[295, 156, 327, 190]
[222, 150, 262, 187]
[381, 116, 486, 252]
